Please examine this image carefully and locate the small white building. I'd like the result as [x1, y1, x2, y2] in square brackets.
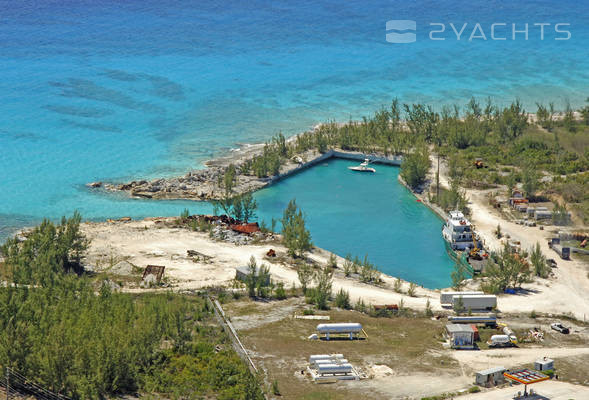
[475, 366, 506, 387]
[445, 324, 475, 349]
[534, 358, 554, 371]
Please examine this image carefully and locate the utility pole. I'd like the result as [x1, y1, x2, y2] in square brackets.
[437, 152, 440, 200]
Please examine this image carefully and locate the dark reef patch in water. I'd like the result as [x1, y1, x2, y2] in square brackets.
[141, 74, 185, 102]
[0, 129, 46, 142]
[103, 69, 141, 82]
[43, 104, 114, 118]
[61, 119, 123, 133]
[49, 78, 164, 114]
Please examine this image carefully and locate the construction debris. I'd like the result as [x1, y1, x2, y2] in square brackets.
[142, 265, 165, 283]
[187, 250, 213, 262]
[230, 222, 260, 234]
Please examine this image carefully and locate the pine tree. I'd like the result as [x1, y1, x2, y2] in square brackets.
[281, 199, 312, 257]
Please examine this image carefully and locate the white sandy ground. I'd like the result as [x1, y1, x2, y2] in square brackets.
[460, 380, 589, 400]
[352, 348, 589, 399]
[453, 347, 589, 372]
[82, 219, 441, 309]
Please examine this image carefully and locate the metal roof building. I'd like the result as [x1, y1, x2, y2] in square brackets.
[445, 324, 475, 349]
[475, 366, 506, 387]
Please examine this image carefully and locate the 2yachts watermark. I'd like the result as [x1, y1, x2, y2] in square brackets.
[385, 20, 571, 43]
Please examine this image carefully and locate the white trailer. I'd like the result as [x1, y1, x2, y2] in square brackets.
[440, 291, 484, 305]
[452, 294, 496, 311]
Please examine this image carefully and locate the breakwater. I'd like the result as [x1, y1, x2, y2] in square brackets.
[92, 148, 403, 202]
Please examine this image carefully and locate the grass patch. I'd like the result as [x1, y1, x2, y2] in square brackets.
[238, 309, 458, 399]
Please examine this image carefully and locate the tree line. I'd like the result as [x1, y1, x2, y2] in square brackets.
[219, 97, 588, 194]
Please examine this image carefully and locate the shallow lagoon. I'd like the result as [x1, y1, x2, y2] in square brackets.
[255, 159, 453, 289]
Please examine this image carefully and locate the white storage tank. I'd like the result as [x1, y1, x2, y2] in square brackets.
[317, 323, 362, 340]
[488, 335, 514, 347]
[313, 359, 332, 366]
[312, 358, 348, 367]
[316, 323, 362, 333]
[317, 363, 353, 375]
[309, 354, 344, 364]
[309, 354, 331, 364]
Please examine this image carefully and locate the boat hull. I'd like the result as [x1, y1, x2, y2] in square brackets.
[348, 166, 375, 173]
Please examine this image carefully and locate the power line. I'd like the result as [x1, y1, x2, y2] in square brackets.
[2, 368, 69, 400]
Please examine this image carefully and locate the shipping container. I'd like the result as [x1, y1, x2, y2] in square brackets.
[452, 294, 497, 311]
[440, 291, 484, 305]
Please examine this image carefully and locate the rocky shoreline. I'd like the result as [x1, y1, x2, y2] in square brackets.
[88, 144, 403, 201]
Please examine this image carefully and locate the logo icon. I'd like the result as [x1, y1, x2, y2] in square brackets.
[386, 20, 417, 43]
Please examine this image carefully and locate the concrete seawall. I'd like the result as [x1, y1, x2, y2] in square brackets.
[267, 149, 402, 186]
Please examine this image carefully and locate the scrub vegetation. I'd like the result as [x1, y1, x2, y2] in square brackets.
[0, 213, 264, 400]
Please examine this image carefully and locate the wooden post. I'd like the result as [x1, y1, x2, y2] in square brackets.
[5, 367, 9, 400]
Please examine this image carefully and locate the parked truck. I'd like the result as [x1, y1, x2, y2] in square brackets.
[488, 334, 516, 348]
[452, 294, 497, 311]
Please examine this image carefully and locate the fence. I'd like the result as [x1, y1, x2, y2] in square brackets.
[206, 296, 258, 374]
[1, 367, 70, 400]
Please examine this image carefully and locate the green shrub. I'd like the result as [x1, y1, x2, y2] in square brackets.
[274, 282, 287, 300]
[272, 380, 281, 396]
[394, 277, 403, 293]
[407, 282, 417, 297]
[335, 288, 351, 309]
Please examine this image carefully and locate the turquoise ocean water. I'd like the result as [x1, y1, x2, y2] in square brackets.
[1, 0, 588, 286]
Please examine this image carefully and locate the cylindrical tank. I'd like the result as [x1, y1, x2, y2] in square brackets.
[317, 363, 353, 374]
[316, 323, 362, 333]
[490, 334, 510, 344]
[309, 354, 332, 364]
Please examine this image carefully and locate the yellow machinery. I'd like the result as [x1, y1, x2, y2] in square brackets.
[469, 225, 483, 260]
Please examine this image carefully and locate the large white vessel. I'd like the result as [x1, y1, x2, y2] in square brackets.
[442, 211, 481, 251]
